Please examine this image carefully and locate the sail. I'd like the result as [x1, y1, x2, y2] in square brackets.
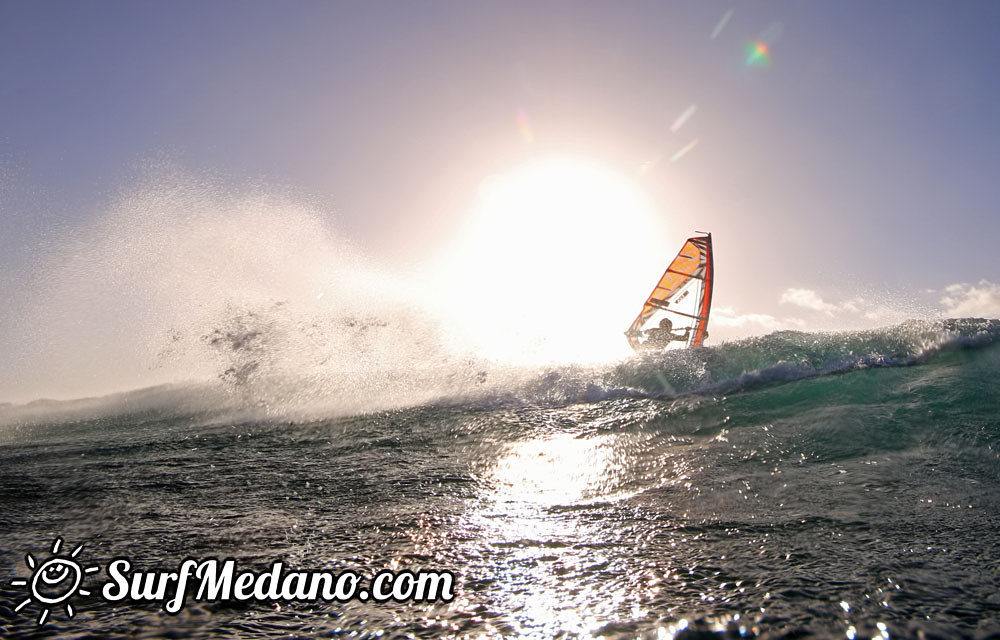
[625, 233, 714, 351]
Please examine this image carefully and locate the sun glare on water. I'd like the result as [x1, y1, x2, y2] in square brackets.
[427, 157, 670, 365]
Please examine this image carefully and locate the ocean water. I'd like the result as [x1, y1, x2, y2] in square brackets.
[1, 318, 999, 639]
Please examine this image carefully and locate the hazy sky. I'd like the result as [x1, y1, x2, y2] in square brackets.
[3, 0, 1000, 385]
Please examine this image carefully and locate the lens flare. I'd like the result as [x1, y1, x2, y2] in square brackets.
[670, 138, 699, 163]
[670, 104, 697, 133]
[516, 108, 534, 143]
[746, 41, 770, 66]
[711, 9, 733, 40]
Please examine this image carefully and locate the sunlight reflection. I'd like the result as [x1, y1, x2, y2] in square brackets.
[445, 415, 719, 637]
[489, 432, 622, 506]
[456, 431, 647, 636]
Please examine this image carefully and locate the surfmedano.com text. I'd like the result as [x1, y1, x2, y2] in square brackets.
[103, 558, 456, 614]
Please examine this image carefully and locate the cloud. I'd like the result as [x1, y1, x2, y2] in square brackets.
[839, 297, 866, 314]
[710, 305, 805, 340]
[940, 280, 1000, 317]
[779, 288, 841, 314]
[706, 280, 999, 344]
[712, 306, 779, 329]
[779, 288, 876, 317]
[780, 287, 940, 326]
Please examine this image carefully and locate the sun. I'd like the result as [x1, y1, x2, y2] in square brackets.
[427, 156, 671, 364]
[11, 537, 101, 625]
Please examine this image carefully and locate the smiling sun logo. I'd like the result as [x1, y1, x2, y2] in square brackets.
[10, 537, 101, 625]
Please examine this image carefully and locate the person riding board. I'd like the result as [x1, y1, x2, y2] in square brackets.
[642, 317, 690, 349]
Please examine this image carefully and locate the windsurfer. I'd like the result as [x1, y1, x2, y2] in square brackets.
[624, 233, 713, 352]
[643, 318, 690, 348]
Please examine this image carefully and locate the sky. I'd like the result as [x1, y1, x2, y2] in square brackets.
[2, 1, 1000, 399]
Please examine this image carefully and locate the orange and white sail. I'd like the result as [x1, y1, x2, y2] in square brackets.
[625, 233, 714, 351]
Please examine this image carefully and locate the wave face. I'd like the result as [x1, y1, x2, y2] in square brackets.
[1, 318, 999, 639]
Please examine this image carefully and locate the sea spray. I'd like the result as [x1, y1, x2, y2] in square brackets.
[0, 168, 462, 409]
